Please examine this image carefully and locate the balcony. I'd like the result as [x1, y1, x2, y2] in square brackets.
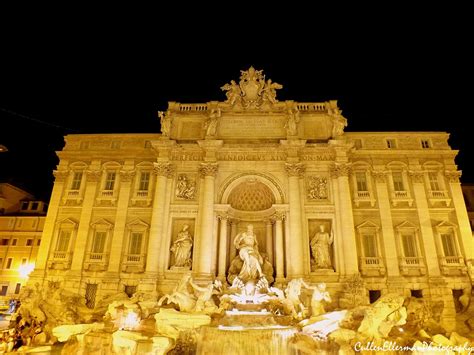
[391, 190, 414, 207]
[427, 190, 451, 207]
[131, 190, 152, 207]
[399, 256, 426, 276]
[353, 190, 376, 207]
[96, 190, 117, 206]
[47, 251, 72, 270]
[62, 189, 84, 205]
[84, 252, 108, 271]
[359, 257, 386, 276]
[439, 256, 467, 276]
[122, 254, 146, 273]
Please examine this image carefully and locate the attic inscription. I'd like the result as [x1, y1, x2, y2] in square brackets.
[219, 116, 285, 136]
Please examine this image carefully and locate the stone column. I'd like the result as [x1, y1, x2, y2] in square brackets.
[29, 170, 68, 283]
[265, 219, 274, 264]
[107, 170, 134, 274]
[145, 163, 174, 276]
[331, 163, 359, 274]
[196, 163, 218, 276]
[445, 170, 474, 263]
[217, 214, 228, 279]
[274, 212, 285, 282]
[285, 163, 306, 278]
[372, 171, 400, 277]
[70, 169, 101, 272]
[409, 171, 441, 276]
[229, 220, 238, 260]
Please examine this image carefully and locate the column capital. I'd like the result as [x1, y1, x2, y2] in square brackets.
[53, 170, 69, 182]
[199, 162, 219, 177]
[371, 170, 387, 183]
[216, 213, 228, 221]
[272, 211, 286, 222]
[153, 162, 175, 177]
[330, 163, 351, 178]
[85, 169, 102, 182]
[408, 170, 425, 183]
[444, 170, 462, 183]
[285, 162, 305, 177]
[119, 169, 136, 182]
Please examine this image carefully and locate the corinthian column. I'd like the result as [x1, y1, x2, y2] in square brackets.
[285, 163, 306, 277]
[196, 163, 218, 276]
[331, 163, 358, 274]
[273, 212, 285, 282]
[145, 163, 174, 276]
[217, 214, 228, 279]
[107, 170, 135, 274]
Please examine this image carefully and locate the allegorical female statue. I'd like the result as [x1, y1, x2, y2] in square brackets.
[310, 224, 334, 270]
[170, 224, 193, 269]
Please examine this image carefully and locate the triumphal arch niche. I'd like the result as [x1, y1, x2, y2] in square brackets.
[154, 66, 351, 293]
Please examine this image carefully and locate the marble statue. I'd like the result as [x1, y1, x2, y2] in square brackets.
[284, 278, 313, 319]
[220, 80, 241, 106]
[175, 174, 196, 200]
[261, 79, 282, 104]
[310, 224, 334, 270]
[232, 224, 264, 286]
[284, 108, 300, 136]
[158, 110, 172, 137]
[158, 273, 196, 313]
[310, 283, 331, 317]
[307, 176, 328, 200]
[328, 107, 347, 138]
[189, 279, 219, 313]
[204, 108, 221, 137]
[170, 225, 193, 268]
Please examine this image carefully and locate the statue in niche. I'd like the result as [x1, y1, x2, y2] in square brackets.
[284, 108, 300, 136]
[170, 224, 193, 269]
[175, 174, 196, 200]
[261, 79, 283, 104]
[308, 176, 328, 200]
[310, 224, 334, 270]
[158, 110, 172, 137]
[220, 80, 242, 106]
[204, 108, 221, 137]
[227, 224, 273, 291]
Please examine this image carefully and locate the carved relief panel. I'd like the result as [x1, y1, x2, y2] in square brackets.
[174, 174, 198, 202]
[306, 175, 329, 202]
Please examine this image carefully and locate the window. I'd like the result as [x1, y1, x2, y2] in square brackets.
[441, 233, 457, 256]
[1, 239, 8, 246]
[0, 286, 7, 296]
[56, 230, 71, 252]
[392, 172, 405, 191]
[421, 139, 431, 149]
[31, 202, 39, 210]
[6, 258, 13, 269]
[355, 172, 368, 192]
[15, 283, 21, 294]
[428, 172, 441, 191]
[411, 289, 423, 298]
[354, 139, 362, 149]
[12, 239, 17, 246]
[129, 232, 143, 255]
[37, 239, 41, 246]
[386, 139, 397, 149]
[139, 172, 150, 191]
[92, 231, 107, 253]
[21, 201, 29, 210]
[362, 233, 377, 257]
[71, 172, 83, 190]
[124, 285, 137, 298]
[85, 283, 98, 309]
[402, 234, 417, 257]
[104, 172, 116, 191]
[21, 258, 27, 265]
[26, 239, 33, 246]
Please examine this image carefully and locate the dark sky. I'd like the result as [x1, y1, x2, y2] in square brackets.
[1, 11, 472, 201]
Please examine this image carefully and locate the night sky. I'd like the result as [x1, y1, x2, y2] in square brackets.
[1, 13, 472, 201]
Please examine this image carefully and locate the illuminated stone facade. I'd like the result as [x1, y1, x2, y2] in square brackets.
[29, 68, 473, 329]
